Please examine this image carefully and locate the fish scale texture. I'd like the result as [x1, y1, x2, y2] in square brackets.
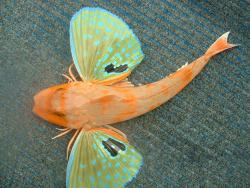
[0, 0, 249, 187]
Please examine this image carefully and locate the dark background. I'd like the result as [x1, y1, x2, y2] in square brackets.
[1, 0, 249, 187]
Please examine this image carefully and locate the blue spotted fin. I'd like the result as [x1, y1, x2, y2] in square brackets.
[66, 128, 143, 188]
[70, 7, 144, 82]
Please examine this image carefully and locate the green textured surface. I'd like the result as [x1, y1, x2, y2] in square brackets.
[1, 0, 249, 187]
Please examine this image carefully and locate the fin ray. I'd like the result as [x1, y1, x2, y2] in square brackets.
[66, 128, 142, 188]
[70, 7, 144, 82]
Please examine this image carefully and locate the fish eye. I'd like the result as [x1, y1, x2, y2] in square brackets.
[52, 111, 66, 118]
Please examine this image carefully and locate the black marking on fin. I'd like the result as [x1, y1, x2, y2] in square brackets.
[102, 138, 126, 157]
[102, 140, 118, 157]
[109, 138, 126, 151]
[105, 64, 115, 73]
[105, 63, 128, 73]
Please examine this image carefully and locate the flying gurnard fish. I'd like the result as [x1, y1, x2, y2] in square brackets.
[33, 7, 237, 188]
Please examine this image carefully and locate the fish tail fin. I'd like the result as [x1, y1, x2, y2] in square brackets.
[205, 32, 238, 59]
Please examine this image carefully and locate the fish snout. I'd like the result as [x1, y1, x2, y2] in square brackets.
[33, 88, 54, 116]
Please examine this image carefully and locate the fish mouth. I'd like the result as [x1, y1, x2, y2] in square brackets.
[32, 93, 40, 115]
[32, 87, 53, 120]
[32, 88, 68, 127]
[32, 85, 59, 113]
[32, 92, 48, 120]
[33, 89, 48, 114]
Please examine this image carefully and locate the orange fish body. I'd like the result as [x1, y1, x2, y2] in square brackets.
[33, 32, 236, 131]
[33, 7, 239, 188]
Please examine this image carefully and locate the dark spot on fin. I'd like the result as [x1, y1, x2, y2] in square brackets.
[105, 63, 128, 73]
[113, 64, 128, 73]
[102, 138, 126, 157]
[109, 138, 126, 151]
[105, 64, 115, 73]
[102, 140, 118, 157]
